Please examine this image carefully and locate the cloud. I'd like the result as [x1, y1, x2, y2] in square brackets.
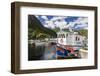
[74, 23, 88, 29]
[36, 15, 68, 29]
[36, 15, 88, 30]
[67, 17, 88, 30]
[41, 16, 48, 20]
[75, 17, 88, 24]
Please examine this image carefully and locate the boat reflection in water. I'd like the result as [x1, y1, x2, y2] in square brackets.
[28, 41, 83, 61]
[28, 41, 57, 60]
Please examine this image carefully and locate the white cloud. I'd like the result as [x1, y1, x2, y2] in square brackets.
[50, 16, 67, 22]
[75, 17, 88, 24]
[74, 23, 88, 29]
[36, 15, 88, 30]
[44, 20, 56, 28]
[41, 16, 48, 20]
[67, 17, 88, 30]
[44, 16, 68, 29]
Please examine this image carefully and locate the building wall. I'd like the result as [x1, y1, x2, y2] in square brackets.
[57, 31, 86, 46]
[57, 38, 67, 45]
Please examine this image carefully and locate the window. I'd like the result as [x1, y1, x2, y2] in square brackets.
[66, 34, 68, 37]
[76, 36, 77, 41]
[63, 34, 65, 38]
[78, 38, 80, 41]
[76, 36, 80, 41]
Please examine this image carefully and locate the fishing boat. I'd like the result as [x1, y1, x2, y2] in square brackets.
[56, 27, 87, 59]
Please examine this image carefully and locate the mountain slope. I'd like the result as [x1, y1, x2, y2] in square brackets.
[28, 15, 57, 39]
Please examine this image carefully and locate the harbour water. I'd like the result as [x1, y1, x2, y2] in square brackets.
[28, 40, 87, 61]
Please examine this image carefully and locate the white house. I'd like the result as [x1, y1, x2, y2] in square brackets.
[57, 30, 87, 47]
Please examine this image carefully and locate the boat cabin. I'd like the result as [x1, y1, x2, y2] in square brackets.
[57, 30, 86, 47]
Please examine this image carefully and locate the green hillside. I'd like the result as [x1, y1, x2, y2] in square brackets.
[28, 15, 57, 40]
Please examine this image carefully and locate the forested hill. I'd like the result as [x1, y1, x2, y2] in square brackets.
[28, 15, 57, 39]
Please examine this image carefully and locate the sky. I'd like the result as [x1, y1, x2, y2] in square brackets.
[36, 15, 88, 30]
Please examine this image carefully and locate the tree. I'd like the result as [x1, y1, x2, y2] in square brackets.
[78, 29, 88, 38]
